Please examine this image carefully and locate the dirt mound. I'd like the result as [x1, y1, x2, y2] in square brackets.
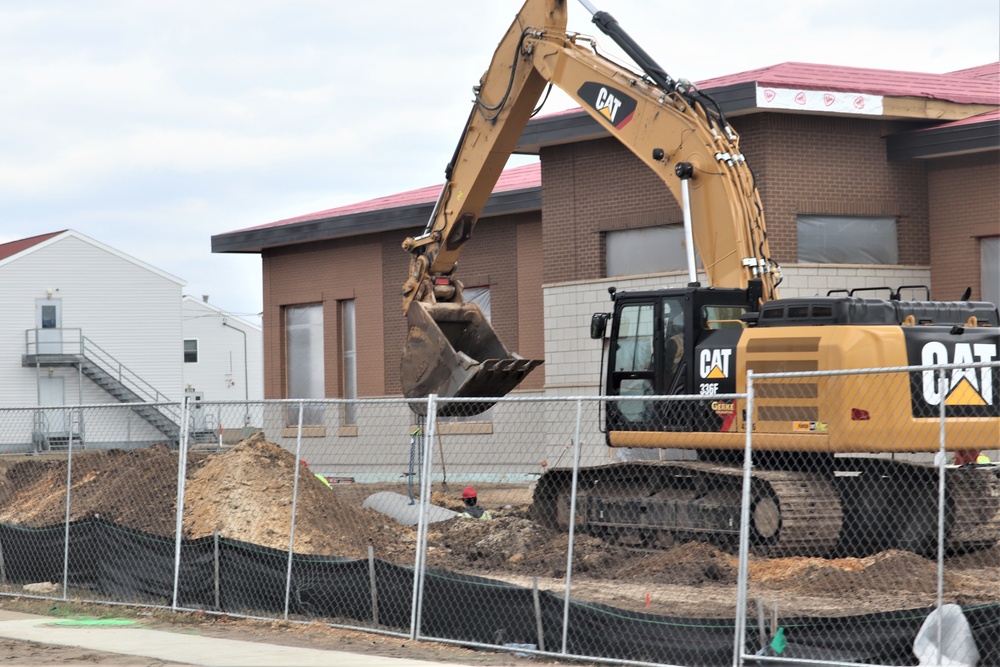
[0, 445, 186, 535]
[0, 438, 406, 559]
[184, 433, 411, 557]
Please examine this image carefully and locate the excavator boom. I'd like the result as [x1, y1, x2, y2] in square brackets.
[401, 0, 778, 409]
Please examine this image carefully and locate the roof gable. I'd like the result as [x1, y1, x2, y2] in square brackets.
[0, 229, 186, 286]
[0, 231, 66, 262]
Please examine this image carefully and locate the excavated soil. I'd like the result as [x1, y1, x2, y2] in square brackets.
[1, 438, 997, 618]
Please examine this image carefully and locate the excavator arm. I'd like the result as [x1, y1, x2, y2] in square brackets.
[400, 0, 780, 410]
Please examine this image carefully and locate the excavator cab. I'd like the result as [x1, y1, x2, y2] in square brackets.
[602, 287, 750, 437]
[400, 294, 542, 416]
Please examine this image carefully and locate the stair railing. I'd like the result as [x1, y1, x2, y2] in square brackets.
[25, 328, 182, 431]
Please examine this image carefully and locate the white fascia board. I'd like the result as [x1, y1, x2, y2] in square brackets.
[756, 85, 884, 115]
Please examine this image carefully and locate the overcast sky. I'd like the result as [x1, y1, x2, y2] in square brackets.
[2, 0, 997, 322]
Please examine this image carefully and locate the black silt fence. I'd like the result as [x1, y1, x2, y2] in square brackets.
[0, 519, 996, 666]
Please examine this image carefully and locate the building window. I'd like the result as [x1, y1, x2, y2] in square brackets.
[463, 286, 491, 319]
[797, 215, 898, 264]
[40, 305, 58, 329]
[341, 300, 357, 425]
[184, 339, 198, 363]
[606, 225, 700, 277]
[285, 304, 325, 426]
[983, 236, 999, 308]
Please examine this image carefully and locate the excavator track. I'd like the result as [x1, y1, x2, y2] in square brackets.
[533, 459, 1000, 557]
[532, 461, 842, 557]
[942, 464, 1000, 551]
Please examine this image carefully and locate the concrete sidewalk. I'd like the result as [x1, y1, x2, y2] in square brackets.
[0, 609, 475, 666]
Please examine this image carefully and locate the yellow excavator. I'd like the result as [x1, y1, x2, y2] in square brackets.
[400, 0, 1000, 555]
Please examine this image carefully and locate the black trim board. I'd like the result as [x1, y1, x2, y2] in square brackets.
[212, 187, 541, 254]
[887, 119, 1000, 160]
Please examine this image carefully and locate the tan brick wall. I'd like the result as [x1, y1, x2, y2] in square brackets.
[540, 114, 932, 286]
[927, 152, 1000, 301]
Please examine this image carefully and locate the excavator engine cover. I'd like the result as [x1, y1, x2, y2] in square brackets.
[401, 300, 542, 416]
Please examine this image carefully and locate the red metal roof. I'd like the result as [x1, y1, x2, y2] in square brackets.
[916, 107, 1000, 129]
[949, 63, 1000, 80]
[695, 62, 1000, 106]
[243, 162, 540, 232]
[0, 231, 65, 262]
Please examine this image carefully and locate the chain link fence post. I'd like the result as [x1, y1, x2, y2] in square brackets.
[61, 425, 74, 601]
[559, 398, 584, 657]
[283, 400, 305, 621]
[411, 394, 437, 641]
[171, 397, 190, 610]
[734, 369, 755, 667]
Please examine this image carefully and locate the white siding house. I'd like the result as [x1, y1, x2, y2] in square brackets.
[0, 230, 187, 452]
[181, 294, 263, 406]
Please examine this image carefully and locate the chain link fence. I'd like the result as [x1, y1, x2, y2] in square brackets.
[0, 362, 997, 666]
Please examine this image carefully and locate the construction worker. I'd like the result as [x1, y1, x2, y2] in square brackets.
[460, 487, 492, 520]
[954, 451, 993, 466]
[300, 459, 333, 489]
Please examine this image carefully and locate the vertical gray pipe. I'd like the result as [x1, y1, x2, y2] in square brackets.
[680, 177, 699, 285]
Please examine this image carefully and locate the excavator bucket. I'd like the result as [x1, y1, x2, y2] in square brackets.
[401, 300, 542, 416]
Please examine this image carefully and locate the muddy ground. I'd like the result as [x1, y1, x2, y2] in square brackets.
[0, 436, 997, 619]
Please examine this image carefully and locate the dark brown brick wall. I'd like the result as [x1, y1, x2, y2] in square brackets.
[262, 211, 544, 399]
[380, 211, 545, 394]
[262, 237, 384, 399]
[541, 114, 932, 284]
[927, 152, 1000, 301]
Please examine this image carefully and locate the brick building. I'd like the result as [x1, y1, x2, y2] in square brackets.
[212, 61, 998, 473]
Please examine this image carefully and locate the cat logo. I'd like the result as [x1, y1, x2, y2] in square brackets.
[920, 341, 996, 407]
[578, 82, 637, 130]
[700, 348, 733, 380]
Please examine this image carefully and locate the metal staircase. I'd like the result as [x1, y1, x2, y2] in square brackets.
[24, 328, 182, 445]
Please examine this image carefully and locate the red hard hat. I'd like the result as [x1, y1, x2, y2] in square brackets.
[462, 486, 477, 499]
[300, 459, 308, 467]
